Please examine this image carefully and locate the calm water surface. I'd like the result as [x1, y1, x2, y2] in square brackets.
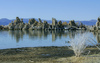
[0, 30, 99, 49]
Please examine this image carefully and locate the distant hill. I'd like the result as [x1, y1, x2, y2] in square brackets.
[0, 18, 12, 25]
[0, 18, 97, 26]
[43, 19, 97, 26]
[75, 20, 97, 26]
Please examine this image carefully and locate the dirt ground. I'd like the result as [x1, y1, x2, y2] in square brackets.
[0, 46, 100, 63]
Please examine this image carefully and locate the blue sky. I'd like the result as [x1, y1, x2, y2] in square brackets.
[0, 0, 100, 20]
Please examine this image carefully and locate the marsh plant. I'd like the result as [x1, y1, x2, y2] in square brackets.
[67, 33, 90, 57]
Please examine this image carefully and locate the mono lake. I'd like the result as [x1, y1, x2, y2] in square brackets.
[0, 30, 99, 49]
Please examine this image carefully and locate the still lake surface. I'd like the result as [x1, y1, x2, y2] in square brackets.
[0, 30, 99, 49]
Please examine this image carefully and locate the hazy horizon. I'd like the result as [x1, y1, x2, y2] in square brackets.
[0, 17, 97, 21]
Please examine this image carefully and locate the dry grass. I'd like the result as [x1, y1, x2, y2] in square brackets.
[0, 47, 74, 63]
[0, 47, 99, 63]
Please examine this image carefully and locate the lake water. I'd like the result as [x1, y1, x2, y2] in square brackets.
[0, 30, 99, 49]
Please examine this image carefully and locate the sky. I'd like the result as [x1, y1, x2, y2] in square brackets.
[0, 0, 100, 20]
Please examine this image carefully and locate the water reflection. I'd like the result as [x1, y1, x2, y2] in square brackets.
[92, 32, 100, 43]
[8, 30, 87, 42]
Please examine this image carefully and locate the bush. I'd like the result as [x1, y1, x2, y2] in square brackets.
[67, 33, 90, 57]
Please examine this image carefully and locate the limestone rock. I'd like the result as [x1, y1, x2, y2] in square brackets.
[29, 24, 35, 30]
[38, 18, 42, 23]
[43, 21, 49, 29]
[58, 21, 62, 25]
[52, 18, 57, 26]
[52, 18, 58, 29]
[96, 18, 100, 27]
[58, 21, 63, 28]
[20, 19, 23, 23]
[33, 21, 38, 26]
[19, 23, 25, 30]
[37, 18, 43, 27]
[68, 20, 76, 26]
[28, 18, 35, 25]
[14, 24, 20, 30]
[14, 17, 21, 25]
[92, 26, 97, 30]
[23, 23, 30, 30]
[8, 22, 15, 30]
[62, 22, 67, 26]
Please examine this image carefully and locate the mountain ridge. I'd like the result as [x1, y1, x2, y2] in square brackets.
[0, 18, 97, 26]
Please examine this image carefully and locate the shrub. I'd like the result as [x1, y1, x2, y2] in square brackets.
[67, 33, 90, 57]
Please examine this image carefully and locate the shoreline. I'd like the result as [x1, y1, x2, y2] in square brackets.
[0, 46, 68, 50]
[0, 45, 98, 50]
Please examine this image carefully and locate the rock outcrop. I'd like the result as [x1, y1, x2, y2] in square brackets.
[52, 18, 58, 29]
[0, 17, 87, 30]
[62, 22, 67, 26]
[58, 21, 63, 29]
[96, 18, 100, 27]
[8, 17, 25, 30]
[23, 23, 30, 30]
[37, 18, 43, 29]
[68, 20, 76, 26]
[43, 21, 49, 29]
[28, 18, 35, 25]
[91, 18, 100, 31]
[8, 21, 15, 30]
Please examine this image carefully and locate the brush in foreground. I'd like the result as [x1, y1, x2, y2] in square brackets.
[67, 33, 90, 57]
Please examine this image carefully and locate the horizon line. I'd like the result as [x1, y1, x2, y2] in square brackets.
[0, 17, 97, 21]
